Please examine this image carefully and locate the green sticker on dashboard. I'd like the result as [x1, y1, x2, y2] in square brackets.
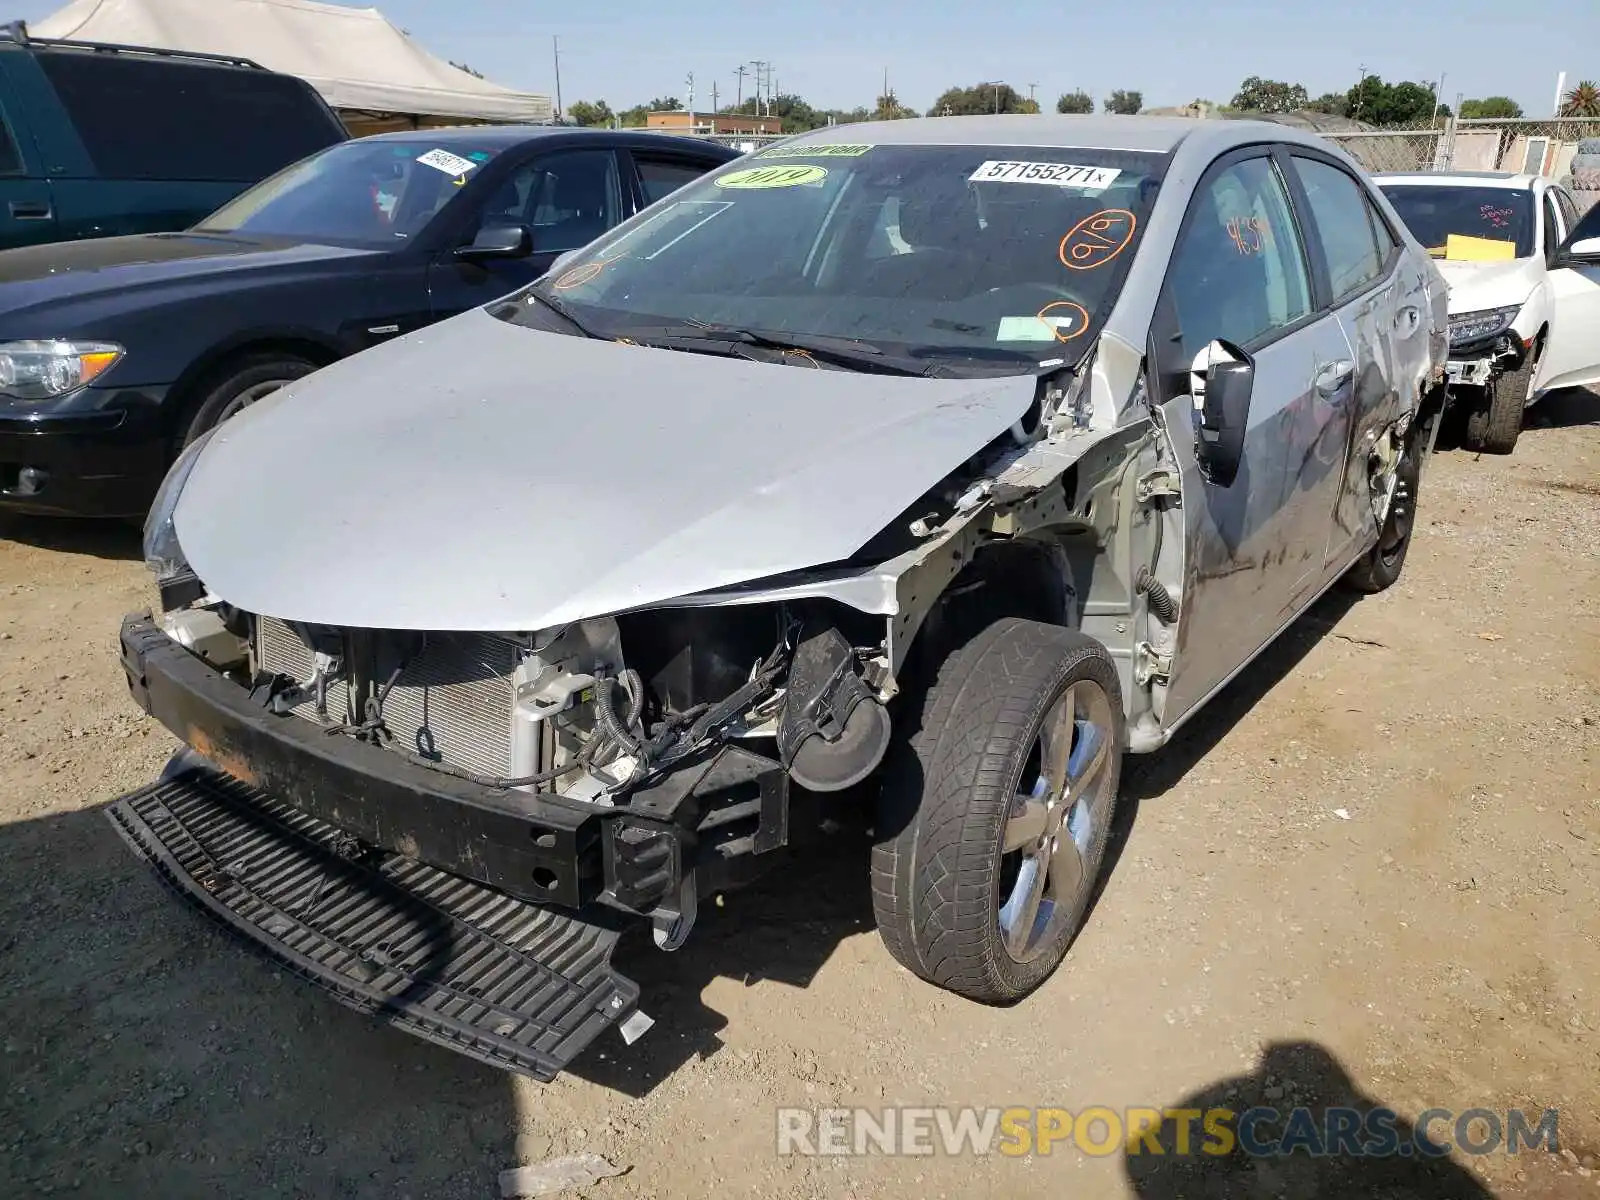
[753, 143, 872, 159]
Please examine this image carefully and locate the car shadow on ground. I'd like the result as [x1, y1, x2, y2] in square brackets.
[1527, 385, 1600, 431]
[1124, 1039, 1498, 1199]
[0, 513, 143, 562]
[0, 802, 523, 1200]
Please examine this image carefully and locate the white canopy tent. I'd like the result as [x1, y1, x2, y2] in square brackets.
[32, 0, 553, 125]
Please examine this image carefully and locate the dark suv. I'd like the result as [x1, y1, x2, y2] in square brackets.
[0, 22, 347, 250]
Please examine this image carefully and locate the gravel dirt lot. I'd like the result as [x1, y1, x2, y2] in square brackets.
[1, 393, 1596, 1200]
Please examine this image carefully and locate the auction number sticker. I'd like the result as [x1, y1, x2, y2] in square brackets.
[714, 164, 829, 189]
[416, 148, 481, 177]
[754, 143, 872, 158]
[969, 161, 1121, 189]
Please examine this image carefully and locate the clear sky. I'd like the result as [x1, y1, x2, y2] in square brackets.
[20, 0, 1596, 117]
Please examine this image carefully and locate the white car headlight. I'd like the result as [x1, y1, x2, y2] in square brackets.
[143, 427, 217, 581]
[0, 339, 124, 401]
[1447, 305, 1520, 349]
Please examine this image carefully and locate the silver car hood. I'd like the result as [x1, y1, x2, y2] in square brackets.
[175, 308, 1036, 631]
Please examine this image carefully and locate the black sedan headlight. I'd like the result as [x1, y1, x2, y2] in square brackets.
[0, 339, 124, 401]
[1447, 305, 1520, 350]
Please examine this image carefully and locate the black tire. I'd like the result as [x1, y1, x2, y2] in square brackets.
[1462, 357, 1532, 455]
[178, 353, 318, 450]
[871, 617, 1124, 1004]
[1345, 433, 1421, 594]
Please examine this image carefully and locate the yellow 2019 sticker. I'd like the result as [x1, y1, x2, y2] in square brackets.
[754, 143, 872, 159]
[714, 164, 828, 190]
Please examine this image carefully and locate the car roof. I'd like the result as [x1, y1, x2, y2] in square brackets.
[1373, 170, 1541, 189]
[778, 114, 1364, 161]
[354, 125, 733, 153]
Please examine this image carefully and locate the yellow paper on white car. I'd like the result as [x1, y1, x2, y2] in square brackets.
[1445, 234, 1516, 262]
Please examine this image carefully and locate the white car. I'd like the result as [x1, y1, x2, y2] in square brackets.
[1376, 171, 1600, 453]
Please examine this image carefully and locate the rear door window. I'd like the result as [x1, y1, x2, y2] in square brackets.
[632, 154, 713, 205]
[1291, 156, 1386, 300]
[35, 51, 338, 181]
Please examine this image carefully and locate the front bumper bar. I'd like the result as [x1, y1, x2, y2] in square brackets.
[108, 763, 643, 1081]
[118, 610, 788, 922]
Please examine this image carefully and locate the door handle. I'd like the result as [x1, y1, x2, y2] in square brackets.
[8, 200, 52, 220]
[1395, 306, 1421, 336]
[1315, 360, 1354, 396]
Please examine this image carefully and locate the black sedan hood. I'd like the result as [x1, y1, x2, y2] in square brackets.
[0, 232, 382, 322]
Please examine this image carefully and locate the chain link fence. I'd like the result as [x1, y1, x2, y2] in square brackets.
[1323, 117, 1600, 215]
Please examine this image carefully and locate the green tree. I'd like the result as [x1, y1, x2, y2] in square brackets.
[1056, 89, 1093, 114]
[1306, 92, 1350, 117]
[727, 93, 830, 131]
[616, 105, 649, 127]
[1346, 75, 1443, 124]
[872, 91, 917, 120]
[565, 99, 614, 127]
[1459, 96, 1524, 119]
[1103, 89, 1143, 115]
[1561, 81, 1600, 118]
[927, 82, 1029, 116]
[1230, 76, 1309, 113]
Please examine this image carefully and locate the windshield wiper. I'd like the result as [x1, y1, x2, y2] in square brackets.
[525, 287, 604, 339]
[614, 321, 935, 376]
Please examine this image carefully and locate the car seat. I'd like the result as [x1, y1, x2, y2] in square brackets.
[856, 180, 992, 300]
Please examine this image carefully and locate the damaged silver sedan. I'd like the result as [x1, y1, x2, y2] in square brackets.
[113, 115, 1449, 1080]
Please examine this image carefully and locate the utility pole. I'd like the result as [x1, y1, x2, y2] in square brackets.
[1353, 63, 1367, 122]
[1430, 72, 1446, 128]
[735, 64, 748, 108]
[751, 60, 771, 115]
[1028, 82, 1038, 107]
[552, 36, 563, 121]
[1554, 71, 1568, 116]
[685, 72, 694, 121]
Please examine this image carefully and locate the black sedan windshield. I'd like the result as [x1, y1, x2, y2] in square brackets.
[197, 139, 504, 246]
[1379, 185, 1534, 260]
[503, 142, 1163, 370]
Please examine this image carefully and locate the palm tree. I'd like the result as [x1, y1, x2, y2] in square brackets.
[1560, 81, 1600, 118]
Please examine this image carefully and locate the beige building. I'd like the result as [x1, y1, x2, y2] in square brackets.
[646, 111, 783, 135]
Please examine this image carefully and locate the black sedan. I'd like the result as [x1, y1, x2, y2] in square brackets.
[0, 126, 739, 517]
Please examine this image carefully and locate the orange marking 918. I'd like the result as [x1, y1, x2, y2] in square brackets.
[1059, 209, 1137, 271]
[553, 262, 604, 289]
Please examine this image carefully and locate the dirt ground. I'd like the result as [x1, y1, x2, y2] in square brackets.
[1, 393, 1596, 1200]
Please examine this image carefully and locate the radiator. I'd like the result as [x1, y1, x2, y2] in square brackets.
[254, 618, 521, 779]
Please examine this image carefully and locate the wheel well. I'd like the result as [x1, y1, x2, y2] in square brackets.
[906, 538, 1077, 684]
[164, 338, 341, 444]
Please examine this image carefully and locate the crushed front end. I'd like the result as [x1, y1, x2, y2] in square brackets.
[113, 588, 890, 1078]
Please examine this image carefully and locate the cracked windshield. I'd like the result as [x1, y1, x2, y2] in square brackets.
[502, 143, 1162, 373]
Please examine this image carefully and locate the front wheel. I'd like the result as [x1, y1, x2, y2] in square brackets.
[871, 618, 1124, 1004]
[1462, 356, 1533, 455]
[179, 353, 317, 450]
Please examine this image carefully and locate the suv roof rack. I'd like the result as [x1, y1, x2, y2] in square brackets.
[0, 20, 264, 69]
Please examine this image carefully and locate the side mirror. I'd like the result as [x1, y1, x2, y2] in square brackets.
[455, 223, 532, 260]
[1189, 339, 1253, 488]
[1559, 235, 1600, 265]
